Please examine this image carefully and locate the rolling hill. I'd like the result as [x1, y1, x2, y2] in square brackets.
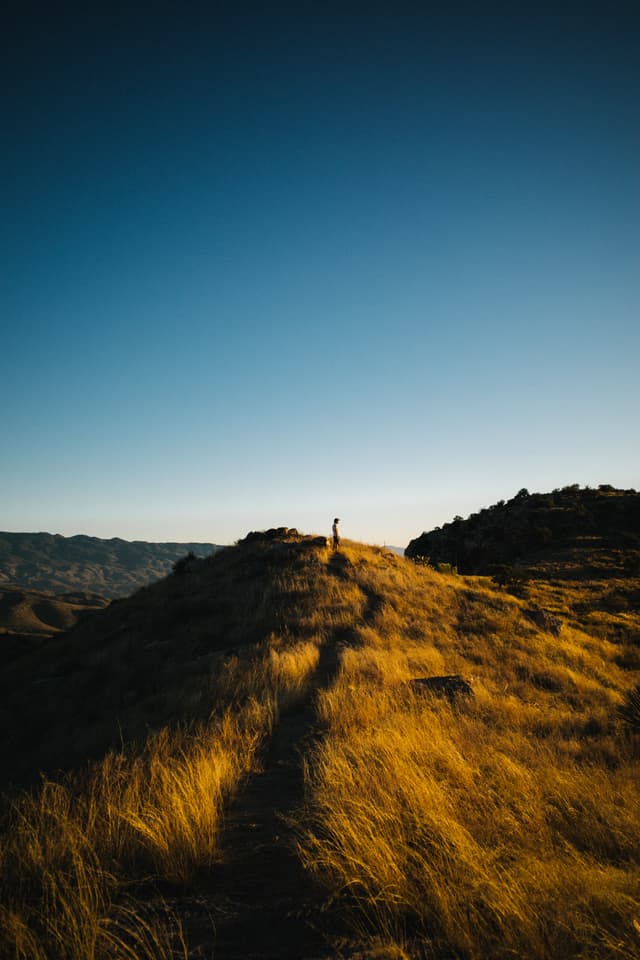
[0, 521, 638, 960]
[405, 484, 640, 577]
[406, 485, 640, 649]
[0, 588, 107, 637]
[0, 531, 221, 597]
[0, 587, 110, 665]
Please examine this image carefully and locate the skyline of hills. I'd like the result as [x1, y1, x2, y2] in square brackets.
[0, 531, 220, 598]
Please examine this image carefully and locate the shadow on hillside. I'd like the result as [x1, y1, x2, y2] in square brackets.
[327, 549, 348, 567]
[180, 635, 351, 958]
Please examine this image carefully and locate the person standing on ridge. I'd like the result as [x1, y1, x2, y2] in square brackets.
[332, 518, 341, 549]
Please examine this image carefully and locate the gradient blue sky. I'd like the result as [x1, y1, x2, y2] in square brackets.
[2, 7, 639, 547]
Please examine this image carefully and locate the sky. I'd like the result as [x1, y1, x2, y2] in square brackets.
[2, 6, 639, 547]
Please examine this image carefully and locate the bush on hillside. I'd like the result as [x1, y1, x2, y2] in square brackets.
[172, 552, 196, 576]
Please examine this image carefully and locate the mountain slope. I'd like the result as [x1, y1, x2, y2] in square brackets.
[405, 484, 640, 576]
[0, 531, 221, 597]
[1, 529, 638, 960]
[0, 530, 352, 786]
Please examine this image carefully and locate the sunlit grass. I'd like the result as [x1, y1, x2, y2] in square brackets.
[2, 534, 638, 959]
[0, 625, 322, 958]
[301, 671, 640, 957]
[297, 541, 640, 959]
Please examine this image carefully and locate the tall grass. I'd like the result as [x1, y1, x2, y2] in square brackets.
[0, 828, 189, 960]
[0, 703, 263, 959]
[216, 636, 321, 711]
[95, 700, 274, 882]
[3, 536, 638, 959]
[297, 544, 640, 959]
[0, 633, 322, 958]
[302, 679, 640, 957]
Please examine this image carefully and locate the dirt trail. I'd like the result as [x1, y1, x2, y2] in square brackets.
[176, 554, 385, 958]
[181, 639, 351, 959]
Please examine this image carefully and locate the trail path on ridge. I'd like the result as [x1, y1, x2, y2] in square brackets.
[179, 638, 354, 960]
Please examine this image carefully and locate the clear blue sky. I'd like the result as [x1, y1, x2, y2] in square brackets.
[2, 7, 638, 547]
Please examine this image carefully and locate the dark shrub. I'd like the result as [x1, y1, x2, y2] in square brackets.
[172, 551, 196, 575]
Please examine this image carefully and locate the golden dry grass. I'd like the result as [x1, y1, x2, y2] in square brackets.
[0, 628, 321, 958]
[2, 535, 639, 959]
[297, 542, 640, 959]
[0, 705, 263, 958]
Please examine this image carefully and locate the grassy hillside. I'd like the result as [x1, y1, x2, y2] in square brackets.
[0, 531, 220, 597]
[406, 485, 640, 653]
[1, 528, 638, 959]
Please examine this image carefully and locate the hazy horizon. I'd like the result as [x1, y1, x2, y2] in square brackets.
[3, 8, 638, 547]
[2, 478, 637, 551]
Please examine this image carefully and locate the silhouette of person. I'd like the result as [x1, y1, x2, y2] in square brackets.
[332, 518, 340, 549]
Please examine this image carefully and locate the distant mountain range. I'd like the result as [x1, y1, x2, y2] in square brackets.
[0, 532, 221, 599]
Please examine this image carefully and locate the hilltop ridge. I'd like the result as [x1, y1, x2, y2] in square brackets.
[2, 522, 638, 786]
[1, 527, 638, 959]
[0, 529, 342, 785]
